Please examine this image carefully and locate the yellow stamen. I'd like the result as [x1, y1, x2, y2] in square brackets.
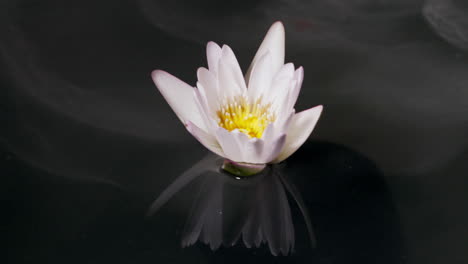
[217, 96, 275, 138]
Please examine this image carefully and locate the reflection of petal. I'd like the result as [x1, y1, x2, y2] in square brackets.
[279, 171, 317, 248]
[260, 171, 283, 255]
[148, 155, 314, 255]
[199, 175, 223, 250]
[181, 176, 216, 248]
[276, 170, 295, 255]
[241, 188, 262, 248]
[221, 179, 256, 247]
[146, 155, 219, 216]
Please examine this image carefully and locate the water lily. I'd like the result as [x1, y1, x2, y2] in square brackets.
[152, 21, 323, 176]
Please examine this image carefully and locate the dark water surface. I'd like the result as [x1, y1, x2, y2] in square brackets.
[2, 0, 468, 263]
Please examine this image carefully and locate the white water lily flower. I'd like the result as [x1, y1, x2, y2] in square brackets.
[152, 21, 323, 176]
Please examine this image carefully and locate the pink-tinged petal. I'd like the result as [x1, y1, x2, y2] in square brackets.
[271, 65, 300, 113]
[186, 121, 225, 158]
[222, 45, 247, 91]
[294, 66, 304, 90]
[151, 70, 206, 130]
[196, 67, 219, 112]
[222, 123, 283, 164]
[217, 45, 247, 96]
[269, 75, 292, 104]
[230, 130, 250, 162]
[247, 51, 273, 99]
[271, 78, 295, 114]
[206, 41, 222, 73]
[272, 105, 323, 163]
[287, 66, 304, 110]
[246, 21, 285, 83]
[193, 88, 218, 134]
[231, 131, 265, 164]
[196, 81, 216, 115]
[246, 137, 265, 163]
[275, 63, 295, 80]
[215, 127, 243, 162]
[218, 56, 244, 99]
[257, 123, 282, 163]
[260, 122, 276, 142]
[264, 134, 287, 163]
[274, 110, 295, 135]
[282, 80, 298, 113]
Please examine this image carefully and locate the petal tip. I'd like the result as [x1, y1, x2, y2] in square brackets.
[207, 41, 220, 49]
[316, 104, 324, 112]
[221, 44, 233, 54]
[271, 21, 285, 31]
[196, 67, 205, 78]
[310, 104, 324, 118]
[151, 69, 167, 83]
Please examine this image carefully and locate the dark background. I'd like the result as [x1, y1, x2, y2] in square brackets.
[2, 0, 468, 263]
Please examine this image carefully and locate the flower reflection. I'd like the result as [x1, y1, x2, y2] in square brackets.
[147, 155, 315, 256]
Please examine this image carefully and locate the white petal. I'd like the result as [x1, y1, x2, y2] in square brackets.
[219, 124, 286, 164]
[274, 110, 295, 135]
[245, 138, 265, 164]
[273, 80, 296, 115]
[151, 70, 206, 130]
[275, 63, 295, 81]
[272, 105, 323, 163]
[206, 41, 222, 73]
[261, 122, 276, 142]
[246, 21, 285, 83]
[220, 45, 247, 94]
[247, 51, 273, 100]
[215, 127, 243, 162]
[196, 67, 219, 112]
[258, 123, 284, 163]
[287, 66, 304, 110]
[218, 55, 244, 99]
[264, 134, 287, 163]
[270, 65, 295, 109]
[186, 121, 225, 157]
[231, 131, 265, 164]
[193, 88, 218, 134]
[269, 64, 297, 113]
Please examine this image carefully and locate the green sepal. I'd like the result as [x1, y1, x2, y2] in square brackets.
[221, 159, 266, 177]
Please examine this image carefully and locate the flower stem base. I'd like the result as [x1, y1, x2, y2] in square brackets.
[221, 160, 266, 177]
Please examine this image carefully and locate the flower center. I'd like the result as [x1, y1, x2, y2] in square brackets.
[217, 96, 275, 138]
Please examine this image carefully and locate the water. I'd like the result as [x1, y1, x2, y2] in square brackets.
[2, 0, 468, 263]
